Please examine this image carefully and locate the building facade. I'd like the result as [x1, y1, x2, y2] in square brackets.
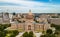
[10, 10, 50, 32]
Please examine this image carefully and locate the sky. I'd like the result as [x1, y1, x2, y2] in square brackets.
[0, 0, 60, 13]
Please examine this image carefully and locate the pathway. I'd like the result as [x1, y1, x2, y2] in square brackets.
[16, 32, 24, 37]
[34, 32, 42, 37]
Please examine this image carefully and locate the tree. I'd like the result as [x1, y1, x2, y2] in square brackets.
[23, 31, 34, 37]
[13, 12, 16, 15]
[51, 23, 55, 27]
[5, 30, 19, 37]
[29, 31, 33, 37]
[51, 23, 60, 31]
[0, 24, 11, 37]
[23, 32, 28, 37]
[40, 33, 56, 37]
[51, 16, 59, 18]
[46, 29, 53, 34]
[0, 23, 19, 37]
[40, 35, 46, 37]
[12, 30, 19, 36]
[0, 31, 6, 37]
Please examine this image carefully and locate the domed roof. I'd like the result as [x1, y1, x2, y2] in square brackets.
[26, 10, 34, 19]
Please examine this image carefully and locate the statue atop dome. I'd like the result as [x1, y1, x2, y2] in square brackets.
[28, 9, 33, 15]
[29, 9, 31, 12]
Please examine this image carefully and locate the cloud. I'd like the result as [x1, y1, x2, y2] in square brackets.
[0, 0, 60, 7]
[0, 2, 20, 6]
[0, 0, 60, 13]
[0, 6, 60, 13]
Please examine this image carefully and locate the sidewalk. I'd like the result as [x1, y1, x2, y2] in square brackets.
[16, 32, 24, 37]
[34, 32, 42, 37]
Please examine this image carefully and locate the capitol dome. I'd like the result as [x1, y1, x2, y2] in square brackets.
[26, 10, 34, 19]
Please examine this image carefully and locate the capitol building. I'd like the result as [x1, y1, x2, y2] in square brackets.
[9, 10, 50, 32]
